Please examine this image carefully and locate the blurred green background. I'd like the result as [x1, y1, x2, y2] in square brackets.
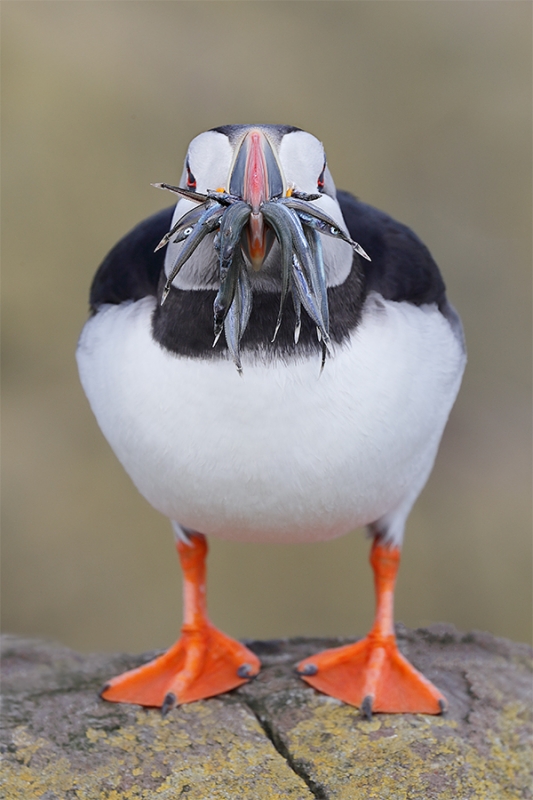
[2, 1, 531, 654]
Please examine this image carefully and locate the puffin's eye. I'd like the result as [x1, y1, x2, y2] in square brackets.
[186, 159, 197, 191]
[317, 162, 326, 192]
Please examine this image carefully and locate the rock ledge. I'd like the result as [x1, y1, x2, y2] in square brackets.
[1, 625, 532, 799]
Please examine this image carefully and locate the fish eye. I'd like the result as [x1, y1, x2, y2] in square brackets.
[186, 159, 197, 191]
[183, 227, 194, 236]
[317, 162, 326, 192]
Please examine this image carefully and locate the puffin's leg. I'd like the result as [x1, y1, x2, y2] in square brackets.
[296, 536, 446, 716]
[101, 530, 260, 710]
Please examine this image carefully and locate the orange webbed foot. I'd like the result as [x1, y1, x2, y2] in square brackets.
[297, 538, 447, 717]
[101, 531, 260, 711]
[296, 634, 446, 716]
[101, 624, 260, 711]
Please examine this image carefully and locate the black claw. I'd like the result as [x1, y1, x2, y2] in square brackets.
[361, 695, 373, 720]
[99, 683, 111, 699]
[438, 698, 447, 714]
[237, 663, 253, 678]
[297, 663, 318, 677]
[161, 692, 176, 717]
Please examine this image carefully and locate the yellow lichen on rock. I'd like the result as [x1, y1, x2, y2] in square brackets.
[282, 698, 531, 799]
[1, 702, 313, 800]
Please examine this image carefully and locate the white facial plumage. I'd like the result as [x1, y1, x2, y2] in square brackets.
[164, 127, 353, 292]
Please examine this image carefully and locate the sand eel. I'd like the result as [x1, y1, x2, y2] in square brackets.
[77, 124, 466, 717]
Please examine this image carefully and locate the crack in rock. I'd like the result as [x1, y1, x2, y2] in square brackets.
[244, 696, 330, 800]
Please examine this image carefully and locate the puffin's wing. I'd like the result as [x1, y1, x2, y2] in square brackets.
[336, 190, 446, 308]
[89, 206, 174, 311]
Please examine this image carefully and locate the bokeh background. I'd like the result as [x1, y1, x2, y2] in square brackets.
[2, 1, 531, 654]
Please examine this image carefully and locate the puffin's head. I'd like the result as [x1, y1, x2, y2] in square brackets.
[154, 125, 369, 370]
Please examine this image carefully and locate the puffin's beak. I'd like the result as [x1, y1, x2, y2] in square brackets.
[229, 129, 284, 270]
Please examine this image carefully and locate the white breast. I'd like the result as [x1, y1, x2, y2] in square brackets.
[77, 294, 465, 544]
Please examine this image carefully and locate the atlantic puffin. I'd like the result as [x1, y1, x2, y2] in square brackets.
[77, 124, 466, 717]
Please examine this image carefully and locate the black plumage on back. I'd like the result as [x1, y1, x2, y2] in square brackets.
[336, 191, 446, 308]
[89, 207, 173, 312]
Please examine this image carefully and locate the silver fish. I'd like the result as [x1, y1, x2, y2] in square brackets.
[217, 201, 252, 278]
[280, 197, 371, 261]
[277, 204, 329, 341]
[154, 202, 224, 252]
[161, 204, 226, 304]
[260, 202, 295, 342]
[222, 251, 253, 372]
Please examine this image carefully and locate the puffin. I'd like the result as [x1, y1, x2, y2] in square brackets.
[77, 124, 466, 718]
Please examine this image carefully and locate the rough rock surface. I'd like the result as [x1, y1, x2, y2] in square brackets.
[1, 625, 531, 799]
